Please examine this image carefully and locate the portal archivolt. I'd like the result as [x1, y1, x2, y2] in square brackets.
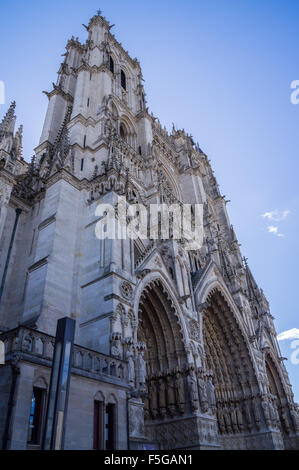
[202, 289, 261, 435]
[137, 279, 188, 421]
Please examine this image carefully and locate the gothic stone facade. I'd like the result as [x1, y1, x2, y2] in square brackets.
[0, 11, 298, 450]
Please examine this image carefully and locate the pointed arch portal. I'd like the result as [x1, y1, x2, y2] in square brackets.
[137, 279, 189, 443]
[202, 289, 261, 438]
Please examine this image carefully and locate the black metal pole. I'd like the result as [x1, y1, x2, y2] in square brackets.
[0, 208, 22, 304]
[1, 356, 20, 450]
[42, 317, 75, 450]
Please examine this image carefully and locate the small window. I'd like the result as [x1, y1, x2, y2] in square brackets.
[109, 56, 114, 74]
[27, 387, 45, 445]
[87, 98, 90, 107]
[81, 159, 84, 171]
[121, 70, 126, 91]
[83, 136, 86, 148]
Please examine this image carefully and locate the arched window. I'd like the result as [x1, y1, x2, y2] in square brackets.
[109, 56, 114, 74]
[121, 70, 126, 90]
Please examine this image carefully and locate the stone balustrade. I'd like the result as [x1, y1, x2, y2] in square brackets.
[1, 326, 128, 383]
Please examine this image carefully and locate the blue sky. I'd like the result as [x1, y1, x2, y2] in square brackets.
[0, 0, 298, 400]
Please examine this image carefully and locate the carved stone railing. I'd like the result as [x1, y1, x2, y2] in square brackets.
[1, 326, 128, 384]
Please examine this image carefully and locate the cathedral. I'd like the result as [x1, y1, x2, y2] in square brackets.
[0, 11, 298, 450]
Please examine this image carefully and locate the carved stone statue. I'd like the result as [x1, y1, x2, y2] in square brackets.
[230, 405, 238, 433]
[197, 371, 208, 413]
[174, 370, 185, 414]
[280, 407, 291, 434]
[217, 408, 225, 433]
[158, 376, 167, 417]
[268, 398, 278, 428]
[166, 373, 176, 416]
[223, 406, 233, 434]
[261, 397, 271, 427]
[243, 400, 253, 432]
[126, 344, 135, 385]
[187, 367, 199, 411]
[251, 397, 261, 430]
[136, 349, 146, 389]
[206, 374, 216, 411]
[236, 406, 244, 432]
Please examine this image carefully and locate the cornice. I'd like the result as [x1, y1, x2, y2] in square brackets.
[68, 113, 98, 129]
[71, 141, 108, 154]
[9, 194, 32, 212]
[43, 85, 74, 103]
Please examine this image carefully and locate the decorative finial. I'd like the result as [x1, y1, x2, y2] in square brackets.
[97, 9, 102, 16]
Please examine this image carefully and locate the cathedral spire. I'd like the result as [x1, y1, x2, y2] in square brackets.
[243, 257, 261, 304]
[0, 101, 16, 141]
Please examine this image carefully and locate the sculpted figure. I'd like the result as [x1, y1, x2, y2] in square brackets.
[187, 368, 199, 411]
[206, 374, 216, 411]
[136, 350, 146, 389]
[280, 407, 291, 434]
[230, 405, 238, 433]
[243, 401, 253, 432]
[272, 398, 280, 428]
[174, 369, 185, 414]
[251, 397, 261, 430]
[261, 397, 271, 427]
[158, 376, 167, 417]
[126, 344, 135, 385]
[166, 373, 176, 416]
[197, 371, 208, 412]
[223, 406, 232, 434]
[268, 398, 278, 428]
[217, 408, 225, 433]
[236, 406, 244, 432]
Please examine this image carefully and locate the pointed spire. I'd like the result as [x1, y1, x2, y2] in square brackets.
[0, 101, 16, 141]
[243, 257, 261, 303]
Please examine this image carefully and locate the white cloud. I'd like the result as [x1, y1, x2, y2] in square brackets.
[262, 210, 290, 222]
[267, 226, 285, 238]
[277, 328, 299, 341]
